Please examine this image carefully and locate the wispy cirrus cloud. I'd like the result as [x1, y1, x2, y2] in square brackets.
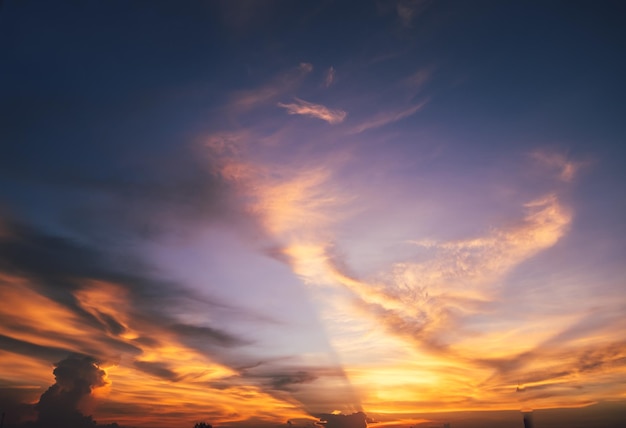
[530, 149, 588, 182]
[310, 194, 573, 354]
[349, 99, 428, 133]
[229, 63, 313, 113]
[200, 91, 619, 417]
[324, 66, 336, 88]
[396, 0, 431, 27]
[404, 65, 435, 91]
[240, 167, 580, 410]
[278, 98, 347, 124]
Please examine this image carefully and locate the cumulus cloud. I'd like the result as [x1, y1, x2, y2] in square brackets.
[35, 355, 108, 428]
[278, 98, 347, 124]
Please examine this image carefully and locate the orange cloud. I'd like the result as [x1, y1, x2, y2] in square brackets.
[0, 270, 312, 428]
[278, 98, 347, 124]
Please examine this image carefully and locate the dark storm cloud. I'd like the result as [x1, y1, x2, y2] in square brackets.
[35, 355, 107, 428]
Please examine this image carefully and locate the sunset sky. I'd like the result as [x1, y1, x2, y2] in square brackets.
[1, 1, 625, 428]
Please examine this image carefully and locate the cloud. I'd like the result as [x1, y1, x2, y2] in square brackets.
[404, 65, 435, 90]
[205, 139, 347, 240]
[230, 63, 313, 113]
[170, 323, 249, 348]
[0, 147, 242, 246]
[201, 124, 615, 415]
[405, 195, 571, 287]
[133, 360, 180, 381]
[349, 100, 428, 133]
[252, 167, 344, 238]
[1, 196, 352, 425]
[259, 192, 575, 401]
[530, 149, 588, 182]
[35, 355, 108, 428]
[269, 371, 318, 391]
[2, 0, 623, 421]
[356, 195, 571, 344]
[395, 0, 431, 27]
[0, 334, 74, 364]
[204, 127, 587, 414]
[278, 98, 347, 124]
[476, 309, 626, 388]
[5, 212, 263, 410]
[324, 67, 336, 88]
[483, 342, 626, 409]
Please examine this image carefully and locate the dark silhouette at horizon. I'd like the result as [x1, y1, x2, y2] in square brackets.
[523, 412, 534, 428]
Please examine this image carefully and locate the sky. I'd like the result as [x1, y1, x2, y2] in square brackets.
[1, 1, 625, 428]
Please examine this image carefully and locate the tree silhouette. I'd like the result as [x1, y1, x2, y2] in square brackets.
[194, 423, 212, 428]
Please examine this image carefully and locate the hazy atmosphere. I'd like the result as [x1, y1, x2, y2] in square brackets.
[1, 1, 625, 428]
